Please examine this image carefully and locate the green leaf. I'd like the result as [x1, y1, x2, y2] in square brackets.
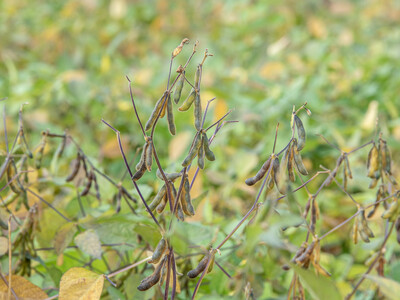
[365, 275, 400, 300]
[74, 229, 102, 260]
[292, 264, 341, 300]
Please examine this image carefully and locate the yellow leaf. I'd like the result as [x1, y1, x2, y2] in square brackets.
[0, 237, 8, 256]
[74, 229, 102, 259]
[0, 275, 47, 299]
[54, 223, 78, 255]
[59, 267, 104, 300]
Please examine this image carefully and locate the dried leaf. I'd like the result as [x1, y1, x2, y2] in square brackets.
[59, 267, 104, 300]
[0, 275, 47, 299]
[54, 223, 78, 255]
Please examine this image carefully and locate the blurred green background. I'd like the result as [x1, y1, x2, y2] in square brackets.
[1, 0, 400, 299]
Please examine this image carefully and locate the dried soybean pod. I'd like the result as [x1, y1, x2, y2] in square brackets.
[148, 238, 167, 264]
[66, 153, 81, 182]
[132, 164, 146, 181]
[176, 202, 185, 221]
[173, 70, 185, 104]
[197, 135, 205, 169]
[287, 142, 295, 182]
[187, 253, 210, 278]
[166, 94, 176, 135]
[145, 93, 166, 131]
[245, 157, 271, 186]
[202, 132, 215, 161]
[156, 194, 168, 214]
[194, 92, 202, 131]
[80, 171, 94, 196]
[136, 142, 148, 171]
[182, 175, 195, 216]
[380, 138, 392, 175]
[178, 89, 196, 111]
[207, 253, 215, 273]
[148, 185, 167, 211]
[57, 134, 67, 158]
[295, 241, 315, 266]
[113, 189, 122, 213]
[7, 160, 21, 194]
[137, 255, 167, 291]
[145, 139, 153, 172]
[367, 143, 380, 179]
[182, 133, 202, 167]
[92, 173, 101, 201]
[294, 115, 306, 151]
[292, 139, 308, 175]
[360, 210, 374, 238]
[156, 168, 182, 181]
[159, 95, 167, 119]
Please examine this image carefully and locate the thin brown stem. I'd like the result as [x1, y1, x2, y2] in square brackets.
[126, 76, 146, 137]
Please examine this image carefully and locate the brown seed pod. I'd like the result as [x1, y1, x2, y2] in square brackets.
[173, 70, 185, 104]
[7, 160, 21, 194]
[56, 134, 67, 158]
[80, 171, 94, 196]
[181, 175, 195, 216]
[145, 93, 167, 131]
[182, 133, 202, 167]
[187, 253, 210, 279]
[92, 173, 101, 201]
[310, 197, 319, 233]
[81, 156, 89, 178]
[367, 143, 380, 179]
[291, 242, 307, 263]
[66, 153, 81, 182]
[194, 92, 202, 131]
[148, 238, 167, 264]
[172, 38, 189, 58]
[159, 96, 167, 119]
[379, 138, 392, 175]
[287, 143, 295, 182]
[294, 115, 306, 151]
[295, 241, 315, 267]
[197, 135, 205, 169]
[156, 169, 182, 182]
[166, 93, 176, 135]
[178, 89, 196, 111]
[292, 139, 308, 175]
[202, 132, 215, 161]
[145, 139, 153, 172]
[132, 164, 147, 181]
[137, 255, 167, 291]
[156, 194, 168, 214]
[176, 202, 185, 221]
[148, 185, 167, 212]
[136, 142, 148, 171]
[359, 210, 374, 238]
[245, 157, 271, 186]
